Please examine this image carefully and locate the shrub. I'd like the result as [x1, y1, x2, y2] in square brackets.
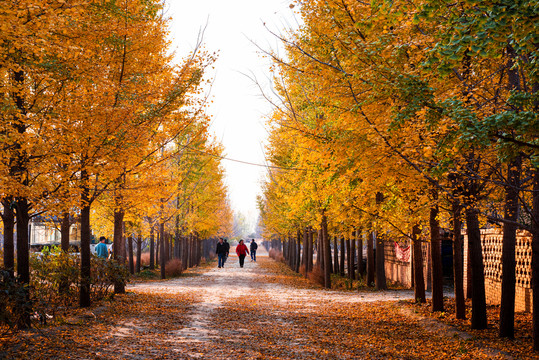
[91, 257, 129, 300]
[165, 259, 182, 277]
[29, 247, 129, 321]
[268, 248, 284, 263]
[31, 248, 80, 311]
[139, 252, 151, 267]
[0, 269, 30, 329]
[307, 265, 325, 286]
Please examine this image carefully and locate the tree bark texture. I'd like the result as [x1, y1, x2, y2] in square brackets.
[113, 209, 125, 294]
[303, 227, 308, 276]
[466, 208, 488, 330]
[350, 235, 356, 280]
[15, 197, 31, 328]
[367, 231, 375, 287]
[430, 201, 444, 312]
[79, 181, 92, 307]
[149, 224, 155, 270]
[136, 235, 142, 273]
[160, 222, 165, 279]
[322, 214, 331, 289]
[340, 236, 345, 277]
[60, 213, 71, 252]
[452, 202, 466, 320]
[296, 229, 301, 273]
[413, 225, 426, 303]
[333, 236, 338, 274]
[316, 229, 322, 268]
[1, 198, 15, 274]
[128, 236, 134, 274]
[375, 232, 387, 290]
[357, 229, 364, 277]
[499, 156, 521, 338]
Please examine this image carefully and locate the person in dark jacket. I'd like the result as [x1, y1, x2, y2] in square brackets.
[236, 239, 249, 268]
[250, 239, 258, 262]
[223, 239, 230, 264]
[216, 238, 228, 268]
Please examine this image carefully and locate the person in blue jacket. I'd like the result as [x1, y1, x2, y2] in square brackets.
[95, 236, 109, 259]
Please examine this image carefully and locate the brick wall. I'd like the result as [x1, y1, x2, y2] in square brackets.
[464, 229, 532, 313]
[384, 239, 431, 289]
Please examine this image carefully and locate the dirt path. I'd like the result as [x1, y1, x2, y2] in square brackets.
[115, 249, 500, 360]
[127, 248, 419, 358]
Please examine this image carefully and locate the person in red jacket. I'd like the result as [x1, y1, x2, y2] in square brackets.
[235, 239, 249, 268]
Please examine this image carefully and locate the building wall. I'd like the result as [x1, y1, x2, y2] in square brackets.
[464, 229, 532, 313]
[29, 221, 81, 247]
[384, 239, 431, 289]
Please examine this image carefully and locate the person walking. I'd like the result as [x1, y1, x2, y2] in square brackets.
[95, 236, 109, 259]
[250, 239, 258, 262]
[223, 238, 230, 265]
[236, 239, 249, 268]
[216, 238, 228, 268]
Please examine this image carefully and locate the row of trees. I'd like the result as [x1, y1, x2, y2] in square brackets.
[0, 0, 233, 325]
[259, 0, 538, 349]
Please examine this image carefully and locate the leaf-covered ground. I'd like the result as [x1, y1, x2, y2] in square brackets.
[1, 250, 534, 359]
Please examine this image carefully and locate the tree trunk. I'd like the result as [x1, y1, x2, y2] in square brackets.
[113, 209, 125, 294]
[136, 234, 142, 273]
[164, 231, 170, 264]
[292, 235, 296, 270]
[430, 200, 444, 312]
[303, 227, 308, 276]
[500, 156, 521, 338]
[531, 168, 539, 350]
[174, 233, 180, 259]
[375, 231, 387, 290]
[308, 228, 314, 273]
[357, 229, 364, 277]
[466, 253, 473, 299]
[291, 235, 296, 270]
[156, 231, 160, 267]
[367, 231, 375, 287]
[333, 236, 338, 274]
[317, 229, 322, 268]
[60, 212, 71, 252]
[128, 235, 134, 274]
[296, 229, 301, 273]
[14, 197, 31, 328]
[79, 178, 92, 307]
[160, 222, 165, 279]
[452, 202, 466, 320]
[413, 225, 426, 303]
[340, 236, 345, 277]
[149, 224, 155, 270]
[1, 198, 15, 274]
[351, 233, 356, 280]
[466, 208, 488, 330]
[348, 236, 354, 279]
[15, 199, 30, 285]
[322, 214, 331, 288]
[59, 212, 71, 293]
[183, 235, 189, 270]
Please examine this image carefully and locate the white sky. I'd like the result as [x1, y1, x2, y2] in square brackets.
[165, 1, 298, 224]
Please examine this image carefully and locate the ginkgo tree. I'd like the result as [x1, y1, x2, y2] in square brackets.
[260, 0, 538, 345]
[1, 0, 232, 320]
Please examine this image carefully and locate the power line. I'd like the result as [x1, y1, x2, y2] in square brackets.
[185, 145, 312, 172]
